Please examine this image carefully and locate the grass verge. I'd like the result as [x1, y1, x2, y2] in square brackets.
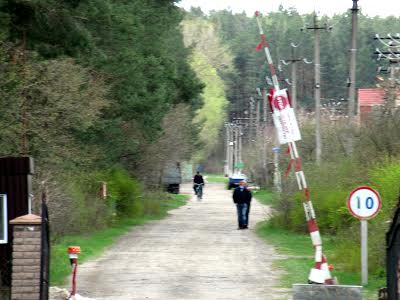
[50, 193, 189, 285]
[203, 173, 227, 184]
[255, 191, 384, 300]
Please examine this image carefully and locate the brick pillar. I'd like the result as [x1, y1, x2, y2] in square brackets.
[10, 214, 42, 300]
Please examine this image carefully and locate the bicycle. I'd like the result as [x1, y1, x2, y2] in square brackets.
[194, 183, 204, 201]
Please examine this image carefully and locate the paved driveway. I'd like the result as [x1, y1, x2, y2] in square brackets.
[74, 183, 288, 300]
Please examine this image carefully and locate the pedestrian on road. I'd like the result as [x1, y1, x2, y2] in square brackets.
[232, 180, 252, 229]
[193, 171, 204, 193]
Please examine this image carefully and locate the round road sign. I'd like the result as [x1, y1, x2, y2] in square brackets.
[272, 93, 289, 111]
[347, 186, 382, 220]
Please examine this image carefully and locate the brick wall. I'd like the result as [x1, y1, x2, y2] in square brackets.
[10, 214, 42, 300]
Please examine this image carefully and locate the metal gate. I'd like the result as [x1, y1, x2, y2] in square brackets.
[386, 196, 400, 300]
[40, 192, 50, 300]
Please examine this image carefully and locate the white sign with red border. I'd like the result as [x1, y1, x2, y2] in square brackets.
[270, 89, 301, 144]
[347, 186, 382, 220]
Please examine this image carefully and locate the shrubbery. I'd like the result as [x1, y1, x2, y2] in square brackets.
[46, 167, 181, 239]
[253, 108, 400, 277]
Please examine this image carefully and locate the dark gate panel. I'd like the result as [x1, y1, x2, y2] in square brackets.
[387, 198, 400, 300]
[0, 157, 33, 292]
[40, 193, 50, 300]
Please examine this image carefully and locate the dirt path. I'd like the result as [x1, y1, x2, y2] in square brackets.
[73, 183, 288, 300]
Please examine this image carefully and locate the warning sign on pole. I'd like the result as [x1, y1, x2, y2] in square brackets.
[269, 89, 301, 144]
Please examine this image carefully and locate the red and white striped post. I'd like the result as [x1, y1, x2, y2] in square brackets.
[255, 11, 334, 284]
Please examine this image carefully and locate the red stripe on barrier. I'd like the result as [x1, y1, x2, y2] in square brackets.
[286, 146, 291, 156]
[269, 64, 276, 76]
[285, 159, 294, 178]
[308, 219, 319, 233]
[261, 34, 266, 47]
[315, 261, 322, 269]
[295, 158, 302, 172]
[304, 188, 311, 201]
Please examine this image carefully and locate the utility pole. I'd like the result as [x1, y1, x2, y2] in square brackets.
[374, 34, 400, 108]
[256, 98, 261, 136]
[347, 0, 359, 121]
[281, 45, 312, 112]
[238, 125, 243, 172]
[249, 97, 255, 141]
[234, 125, 239, 173]
[307, 13, 328, 165]
[224, 123, 230, 176]
[227, 124, 234, 176]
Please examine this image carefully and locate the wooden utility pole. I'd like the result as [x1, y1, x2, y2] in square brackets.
[307, 13, 328, 165]
[224, 123, 230, 176]
[249, 97, 255, 141]
[256, 98, 261, 135]
[347, 0, 359, 121]
[281, 45, 312, 112]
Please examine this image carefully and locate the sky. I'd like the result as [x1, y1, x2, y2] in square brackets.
[176, 0, 400, 17]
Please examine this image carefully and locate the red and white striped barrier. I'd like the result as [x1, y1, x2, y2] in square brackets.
[255, 11, 334, 285]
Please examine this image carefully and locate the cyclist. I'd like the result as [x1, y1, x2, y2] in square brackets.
[193, 171, 204, 200]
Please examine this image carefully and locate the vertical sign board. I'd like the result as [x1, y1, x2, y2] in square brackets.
[269, 89, 301, 144]
[347, 186, 382, 285]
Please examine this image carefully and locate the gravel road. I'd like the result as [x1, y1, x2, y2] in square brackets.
[72, 183, 288, 300]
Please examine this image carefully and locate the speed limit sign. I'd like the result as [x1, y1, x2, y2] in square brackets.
[347, 186, 382, 220]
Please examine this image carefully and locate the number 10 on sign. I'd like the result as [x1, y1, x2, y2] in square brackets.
[348, 186, 381, 220]
[347, 186, 382, 286]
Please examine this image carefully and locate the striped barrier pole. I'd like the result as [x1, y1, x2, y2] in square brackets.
[255, 11, 334, 284]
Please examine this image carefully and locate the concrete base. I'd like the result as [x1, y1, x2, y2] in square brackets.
[293, 284, 363, 300]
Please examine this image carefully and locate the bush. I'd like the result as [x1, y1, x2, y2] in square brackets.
[269, 158, 400, 275]
[105, 168, 144, 218]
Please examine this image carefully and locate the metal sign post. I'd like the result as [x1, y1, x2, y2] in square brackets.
[347, 186, 382, 285]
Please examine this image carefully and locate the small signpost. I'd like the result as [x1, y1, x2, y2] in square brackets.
[347, 186, 382, 285]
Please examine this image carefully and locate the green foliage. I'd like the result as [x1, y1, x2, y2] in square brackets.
[203, 173, 227, 183]
[269, 158, 400, 277]
[256, 221, 384, 298]
[252, 189, 275, 205]
[181, 17, 230, 162]
[105, 168, 143, 218]
[204, 9, 400, 113]
[0, 0, 207, 240]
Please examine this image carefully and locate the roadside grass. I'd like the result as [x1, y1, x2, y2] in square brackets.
[50, 193, 189, 285]
[203, 173, 227, 183]
[255, 191, 384, 300]
[252, 189, 275, 205]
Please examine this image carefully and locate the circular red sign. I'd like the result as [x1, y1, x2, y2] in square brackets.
[272, 94, 289, 111]
[347, 186, 382, 220]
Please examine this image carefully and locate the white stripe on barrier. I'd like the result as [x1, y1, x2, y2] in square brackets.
[307, 201, 316, 219]
[265, 50, 273, 65]
[295, 172, 303, 190]
[321, 262, 332, 280]
[299, 171, 307, 189]
[310, 230, 322, 246]
[308, 268, 325, 284]
[303, 201, 316, 221]
[315, 245, 323, 262]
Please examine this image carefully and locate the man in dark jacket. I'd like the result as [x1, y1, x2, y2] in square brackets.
[232, 180, 252, 229]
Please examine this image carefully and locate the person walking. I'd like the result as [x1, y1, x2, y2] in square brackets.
[232, 180, 252, 229]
